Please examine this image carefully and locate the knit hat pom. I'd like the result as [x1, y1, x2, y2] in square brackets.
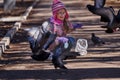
[53, 0, 60, 4]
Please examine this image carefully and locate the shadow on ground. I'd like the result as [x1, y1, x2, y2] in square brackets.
[0, 68, 120, 80]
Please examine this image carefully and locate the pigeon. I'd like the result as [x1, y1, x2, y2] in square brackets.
[87, 0, 120, 33]
[91, 33, 105, 46]
[52, 56, 67, 69]
[51, 43, 68, 69]
[87, 0, 115, 28]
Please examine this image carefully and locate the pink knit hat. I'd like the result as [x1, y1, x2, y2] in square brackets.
[52, 0, 69, 19]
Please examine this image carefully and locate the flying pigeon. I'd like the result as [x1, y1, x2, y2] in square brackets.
[91, 33, 105, 46]
[87, 0, 120, 33]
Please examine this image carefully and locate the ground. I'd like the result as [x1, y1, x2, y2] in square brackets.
[0, 0, 120, 80]
[0, 0, 34, 40]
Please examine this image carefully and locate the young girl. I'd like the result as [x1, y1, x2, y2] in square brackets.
[28, 0, 82, 69]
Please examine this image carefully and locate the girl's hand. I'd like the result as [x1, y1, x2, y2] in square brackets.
[73, 23, 83, 29]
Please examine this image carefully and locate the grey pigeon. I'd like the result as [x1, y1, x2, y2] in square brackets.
[91, 33, 105, 46]
[52, 56, 67, 69]
[52, 44, 68, 69]
[87, 0, 120, 33]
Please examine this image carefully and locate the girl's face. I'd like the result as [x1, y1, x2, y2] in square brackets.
[56, 8, 66, 21]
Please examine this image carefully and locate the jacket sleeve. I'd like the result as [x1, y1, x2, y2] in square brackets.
[41, 20, 54, 34]
[41, 20, 57, 50]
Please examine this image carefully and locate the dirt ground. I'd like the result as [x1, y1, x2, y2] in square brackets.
[0, 0, 120, 80]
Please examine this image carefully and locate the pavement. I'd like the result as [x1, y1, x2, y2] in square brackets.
[0, 0, 120, 80]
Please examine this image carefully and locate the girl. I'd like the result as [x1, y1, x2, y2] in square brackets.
[28, 0, 82, 69]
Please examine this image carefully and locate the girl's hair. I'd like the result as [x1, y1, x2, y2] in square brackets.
[63, 19, 73, 33]
[63, 19, 69, 33]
